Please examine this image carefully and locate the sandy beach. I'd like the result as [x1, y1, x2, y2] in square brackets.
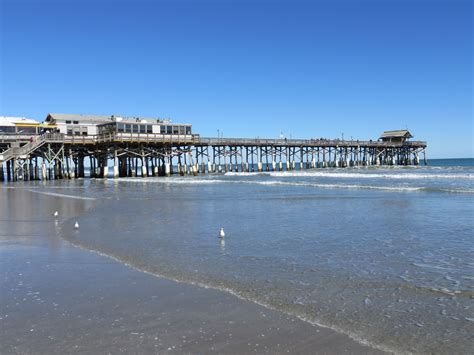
[0, 187, 384, 354]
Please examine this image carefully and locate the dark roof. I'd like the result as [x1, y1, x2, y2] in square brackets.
[380, 130, 413, 139]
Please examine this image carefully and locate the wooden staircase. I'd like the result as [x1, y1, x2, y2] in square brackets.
[0, 134, 48, 163]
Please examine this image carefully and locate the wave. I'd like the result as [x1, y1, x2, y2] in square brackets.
[24, 186, 87, 190]
[26, 189, 97, 200]
[117, 177, 474, 194]
[119, 177, 223, 185]
[265, 171, 474, 180]
[248, 180, 425, 192]
[225, 172, 272, 177]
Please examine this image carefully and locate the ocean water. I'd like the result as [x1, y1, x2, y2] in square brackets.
[14, 158, 474, 353]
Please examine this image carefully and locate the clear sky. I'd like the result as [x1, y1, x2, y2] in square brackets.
[1, 0, 472, 158]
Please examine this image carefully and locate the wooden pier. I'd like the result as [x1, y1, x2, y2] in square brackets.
[0, 131, 427, 182]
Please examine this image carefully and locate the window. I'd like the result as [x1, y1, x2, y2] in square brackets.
[172, 126, 179, 134]
[73, 121, 79, 124]
[67, 129, 73, 135]
[65, 120, 71, 124]
[186, 126, 191, 134]
[166, 126, 172, 134]
[117, 123, 125, 133]
[160, 125, 166, 134]
[125, 124, 132, 133]
[22, 126, 37, 134]
[0, 126, 15, 134]
[147, 125, 152, 133]
[179, 126, 185, 135]
[100, 125, 112, 134]
[139, 125, 146, 133]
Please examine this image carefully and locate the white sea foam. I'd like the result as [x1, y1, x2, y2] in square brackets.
[224, 172, 270, 177]
[119, 177, 222, 185]
[120, 176, 413, 190]
[26, 189, 96, 200]
[266, 171, 474, 180]
[116, 176, 474, 193]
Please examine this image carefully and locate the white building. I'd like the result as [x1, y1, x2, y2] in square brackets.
[0, 116, 41, 135]
[45, 113, 192, 137]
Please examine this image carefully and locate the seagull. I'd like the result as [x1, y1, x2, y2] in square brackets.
[219, 227, 225, 238]
[74, 221, 79, 229]
[53, 211, 59, 217]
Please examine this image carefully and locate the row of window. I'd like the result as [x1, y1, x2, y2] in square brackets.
[65, 120, 80, 124]
[115, 123, 191, 135]
[159, 125, 192, 135]
[0, 126, 39, 134]
[62, 123, 193, 136]
[116, 123, 153, 134]
[67, 126, 88, 136]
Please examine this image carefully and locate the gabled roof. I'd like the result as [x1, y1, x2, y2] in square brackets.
[380, 130, 413, 139]
[46, 113, 113, 123]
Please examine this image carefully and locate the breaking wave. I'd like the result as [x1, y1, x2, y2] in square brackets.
[117, 177, 473, 194]
[226, 171, 474, 180]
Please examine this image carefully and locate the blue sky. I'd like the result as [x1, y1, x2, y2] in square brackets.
[1, 0, 472, 158]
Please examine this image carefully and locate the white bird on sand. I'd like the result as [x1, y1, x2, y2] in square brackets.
[219, 227, 225, 238]
[53, 211, 59, 217]
[74, 221, 79, 229]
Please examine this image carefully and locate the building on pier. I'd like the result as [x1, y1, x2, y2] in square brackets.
[45, 113, 192, 137]
[0, 116, 47, 135]
[98, 118, 192, 136]
[45, 113, 113, 136]
[379, 130, 413, 143]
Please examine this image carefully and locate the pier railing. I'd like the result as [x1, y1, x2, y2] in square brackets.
[1, 131, 427, 148]
[194, 137, 427, 148]
[59, 133, 426, 148]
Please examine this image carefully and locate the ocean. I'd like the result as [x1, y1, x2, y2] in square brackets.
[7, 158, 474, 353]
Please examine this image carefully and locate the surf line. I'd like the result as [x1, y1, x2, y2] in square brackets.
[62, 237, 395, 355]
[26, 189, 97, 200]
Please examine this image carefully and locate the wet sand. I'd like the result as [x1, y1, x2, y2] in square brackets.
[0, 187, 385, 354]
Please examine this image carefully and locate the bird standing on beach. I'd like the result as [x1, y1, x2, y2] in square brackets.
[53, 211, 58, 217]
[74, 221, 79, 229]
[219, 227, 225, 238]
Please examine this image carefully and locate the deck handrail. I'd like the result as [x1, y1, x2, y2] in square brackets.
[1, 132, 427, 160]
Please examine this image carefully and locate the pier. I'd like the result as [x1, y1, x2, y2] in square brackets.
[0, 114, 427, 181]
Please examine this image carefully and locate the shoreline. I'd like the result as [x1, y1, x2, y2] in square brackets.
[66, 237, 393, 354]
[0, 187, 386, 354]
